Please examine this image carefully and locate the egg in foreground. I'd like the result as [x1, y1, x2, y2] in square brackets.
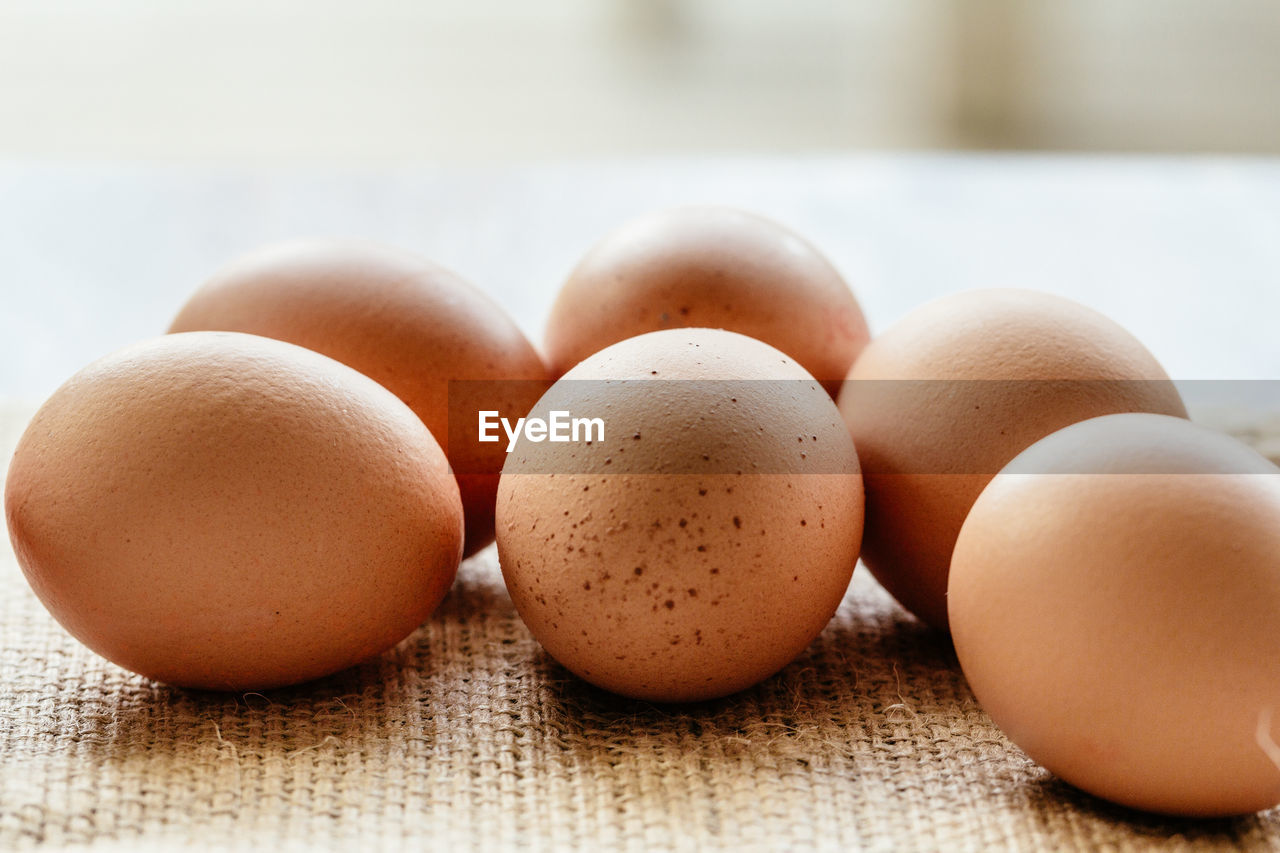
[170, 238, 550, 556]
[4, 332, 464, 691]
[496, 328, 864, 702]
[837, 288, 1186, 631]
[950, 413, 1280, 816]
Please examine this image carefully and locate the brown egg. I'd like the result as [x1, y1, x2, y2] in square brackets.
[543, 206, 870, 394]
[836, 289, 1186, 631]
[4, 332, 463, 691]
[496, 328, 863, 702]
[169, 239, 550, 556]
[950, 413, 1280, 816]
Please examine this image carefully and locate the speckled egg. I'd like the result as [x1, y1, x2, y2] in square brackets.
[496, 328, 864, 702]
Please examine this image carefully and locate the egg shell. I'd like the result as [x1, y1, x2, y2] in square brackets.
[950, 413, 1280, 817]
[837, 288, 1186, 631]
[543, 206, 869, 395]
[169, 238, 551, 556]
[496, 328, 864, 703]
[4, 332, 464, 691]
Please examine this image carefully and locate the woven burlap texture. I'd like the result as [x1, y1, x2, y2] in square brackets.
[3, 402, 1280, 852]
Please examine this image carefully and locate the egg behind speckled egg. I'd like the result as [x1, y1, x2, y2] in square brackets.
[496, 328, 863, 703]
[544, 206, 870, 395]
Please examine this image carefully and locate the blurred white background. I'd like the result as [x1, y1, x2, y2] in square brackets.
[2, 0, 1278, 163]
[1, 1, 1279, 403]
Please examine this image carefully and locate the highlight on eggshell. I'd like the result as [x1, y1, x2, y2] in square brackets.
[495, 328, 864, 703]
[836, 287, 1188, 632]
[949, 413, 1280, 817]
[543, 205, 870, 395]
[4, 332, 465, 691]
[168, 237, 551, 556]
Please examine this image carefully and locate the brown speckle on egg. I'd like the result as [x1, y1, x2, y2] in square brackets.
[495, 328, 864, 702]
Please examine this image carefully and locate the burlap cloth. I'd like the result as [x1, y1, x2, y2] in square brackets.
[3, 400, 1280, 852]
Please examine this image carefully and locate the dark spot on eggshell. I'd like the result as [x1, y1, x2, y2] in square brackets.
[495, 325, 864, 703]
